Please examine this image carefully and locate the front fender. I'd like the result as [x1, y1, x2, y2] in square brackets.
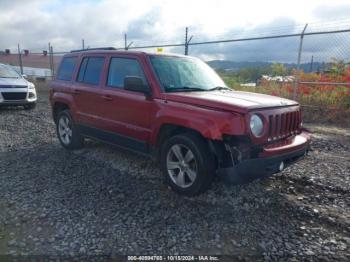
[149, 100, 246, 144]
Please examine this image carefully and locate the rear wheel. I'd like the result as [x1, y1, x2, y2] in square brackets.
[56, 110, 84, 150]
[160, 133, 215, 196]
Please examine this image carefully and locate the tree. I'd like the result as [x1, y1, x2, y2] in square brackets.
[329, 58, 347, 78]
[271, 63, 287, 76]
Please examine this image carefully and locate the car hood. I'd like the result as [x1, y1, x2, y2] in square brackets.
[0, 77, 28, 87]
[164, 90, 298, 113]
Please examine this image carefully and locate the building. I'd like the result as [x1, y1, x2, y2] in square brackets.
[0, 50, 62, 79]
[261, 75, 295, 82]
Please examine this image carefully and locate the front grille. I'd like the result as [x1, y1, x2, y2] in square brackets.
[268, 110, 301, 141]
[1, 92, 27, 100]
[0, 85, 27, 89]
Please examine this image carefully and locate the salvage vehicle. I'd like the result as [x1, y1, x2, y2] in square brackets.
[49, 48, 310, 196]
[0, 63, 37, 109]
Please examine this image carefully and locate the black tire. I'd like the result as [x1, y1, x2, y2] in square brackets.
[24, 103, 36, 110]
[160, 133, 216, 196]
[56, 110, 84, 150]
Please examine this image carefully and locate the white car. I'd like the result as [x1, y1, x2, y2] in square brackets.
[0, 63, 37, 109]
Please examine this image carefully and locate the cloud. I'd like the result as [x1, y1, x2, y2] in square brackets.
[0, 0, 158, 51]
[171, 17, 350, 63]
[0, 0, 349, 62]
[313, 4, 350, 20]
[178, 18, 298, 62]
[0, 0, 46, 10]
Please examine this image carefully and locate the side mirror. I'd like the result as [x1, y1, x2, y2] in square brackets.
[124, 76, 151, 96]
[22, 74, 28, 79]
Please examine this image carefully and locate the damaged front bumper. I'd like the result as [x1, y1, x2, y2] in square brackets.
[217, 131, 311, 184]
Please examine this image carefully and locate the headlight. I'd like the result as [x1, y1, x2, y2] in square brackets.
[28, 82, 35, 89]
[250, 114, 264, 137]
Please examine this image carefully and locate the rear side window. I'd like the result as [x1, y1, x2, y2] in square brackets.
[77, 57, 105, 85]
[107, 57, 147, 88]
[57, 57, 77, 81]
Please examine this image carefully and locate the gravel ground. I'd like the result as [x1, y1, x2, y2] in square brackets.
[0, 87, 349, 260]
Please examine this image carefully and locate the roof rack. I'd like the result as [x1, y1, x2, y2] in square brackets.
[70, 47, 117, 53]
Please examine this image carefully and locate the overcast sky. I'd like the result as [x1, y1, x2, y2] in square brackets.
[1, 0, 350, 62]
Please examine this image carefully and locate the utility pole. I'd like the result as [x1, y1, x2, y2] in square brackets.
[82, 39, 85, 50]
[293, 23, 308, 100]
[48, 42, 54, 79]
[184, 27, 193, 56]
[50, 45, 55, 77]
[17, 44, 23, 75]
[185, 27, 188, 55]
[124, 33, 133, 50]
[310, 55, 314, 72]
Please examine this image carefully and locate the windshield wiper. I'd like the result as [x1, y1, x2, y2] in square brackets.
[165, 86, 206, 92]
[208, 86, 231, 91]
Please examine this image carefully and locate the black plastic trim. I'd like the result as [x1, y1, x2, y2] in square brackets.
[78, 124, 150, 156]
[217, 145, 309, 184]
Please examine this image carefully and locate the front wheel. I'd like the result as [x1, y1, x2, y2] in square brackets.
[160, 133, 216, 196]
[56, 110, 84, 150]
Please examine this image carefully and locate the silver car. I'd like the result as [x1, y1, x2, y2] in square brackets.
[0, 63, 37, 109]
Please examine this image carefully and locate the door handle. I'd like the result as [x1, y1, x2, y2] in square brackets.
[101, 95, 113, 101]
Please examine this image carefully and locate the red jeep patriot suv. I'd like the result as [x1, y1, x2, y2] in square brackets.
[50, 48, 310, 196]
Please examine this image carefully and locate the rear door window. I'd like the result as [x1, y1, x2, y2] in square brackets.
[57, 57, 77, 81]
[107, 57, 147, 88]
[77, 57, 105, 85]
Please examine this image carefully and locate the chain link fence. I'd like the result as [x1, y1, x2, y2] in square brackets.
[0, 47, 57, 80]
[1, 22, 349, 117]
[297, 27, 350, 118]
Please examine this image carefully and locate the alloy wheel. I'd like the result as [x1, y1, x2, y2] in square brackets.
[166, 144, 197, 188]
[58, 115, 72, 145]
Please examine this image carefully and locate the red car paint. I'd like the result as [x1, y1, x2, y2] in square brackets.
[50, 50, 310, 160]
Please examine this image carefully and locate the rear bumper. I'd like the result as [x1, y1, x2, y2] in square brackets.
[218, 131, 311, 184]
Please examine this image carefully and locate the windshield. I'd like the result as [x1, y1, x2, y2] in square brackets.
[0, 64, 21, 78]
[149, 55, 226, 92]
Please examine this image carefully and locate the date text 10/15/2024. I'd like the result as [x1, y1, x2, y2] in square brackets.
[127, 255, 220, 261]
